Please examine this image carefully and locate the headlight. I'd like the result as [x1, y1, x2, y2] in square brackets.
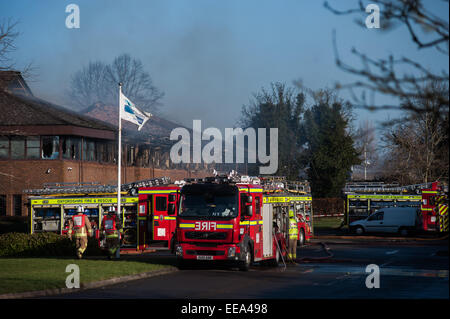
[227, 247, 236, 258]
[176, 245, 183, 257]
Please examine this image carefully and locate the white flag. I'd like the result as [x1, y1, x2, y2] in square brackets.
[120, 92, 152, 131]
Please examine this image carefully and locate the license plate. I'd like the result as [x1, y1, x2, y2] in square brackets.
[197, 255, 213, 260]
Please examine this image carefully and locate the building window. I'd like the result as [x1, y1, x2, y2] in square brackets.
[26, 136, 40, 159]
[96, 141, 106, 163]
[83, 139, 96, 161]
[127, 145, 135, 165]
[42, 136, 60, 159]
[13, 195, 22, 216]
[0, 136, 9, 159]
[0, 195, 6, 216]
[62, 136, 81, 160]
[10, 136, 25, 159]
[107, 142, 116, 163]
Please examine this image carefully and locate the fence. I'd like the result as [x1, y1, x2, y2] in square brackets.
[312, 198, 344, 218]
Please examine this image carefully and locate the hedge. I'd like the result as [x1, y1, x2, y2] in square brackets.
[0, 232, 103, 257]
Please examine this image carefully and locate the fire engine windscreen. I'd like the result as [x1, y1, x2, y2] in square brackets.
[179, 184, 238, 219]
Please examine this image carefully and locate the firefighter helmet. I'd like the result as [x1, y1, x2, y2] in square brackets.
[107, 206, 116, 214]
[289, 210, 294, 218]
[76, 206, 84, 214]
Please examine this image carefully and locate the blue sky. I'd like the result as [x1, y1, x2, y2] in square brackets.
[1, 0, 448, 136]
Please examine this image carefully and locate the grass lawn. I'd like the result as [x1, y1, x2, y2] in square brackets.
[313, 217, 345, 229]
[0, 257, 169, 294]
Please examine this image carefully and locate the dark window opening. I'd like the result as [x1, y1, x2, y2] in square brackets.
[42, 136, 59, 159]
[0, 195, 6, 216]
[13, 195, 22, 216]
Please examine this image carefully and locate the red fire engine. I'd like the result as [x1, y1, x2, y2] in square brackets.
[174, 175, 313, 270]
[421, 181, 448, 232]
[27, 177, 181, 251]
[137, 185, 180, 251]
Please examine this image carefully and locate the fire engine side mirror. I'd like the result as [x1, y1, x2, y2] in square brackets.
[246, 205, 253, 217]
[168, 203, 176, 215]
[247, 195, 253, 203]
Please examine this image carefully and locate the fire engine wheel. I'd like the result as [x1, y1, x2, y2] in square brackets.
[298, 229, 305, 247]
[239, 245, 252, 271]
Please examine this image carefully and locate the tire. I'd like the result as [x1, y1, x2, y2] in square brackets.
[298, 229, 305, 247]
[355, 226, 365, 235]
[239, 245, 252, 271]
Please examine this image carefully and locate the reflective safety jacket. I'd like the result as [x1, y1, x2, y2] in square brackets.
[68, 214, 93, 238]
[101, 215, 123, 239]
[288, 218, 299, 239]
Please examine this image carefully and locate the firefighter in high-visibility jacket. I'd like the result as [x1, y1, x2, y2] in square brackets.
[288, 210, 298, 262]
[68, 206, 93, 259]
[100, 207, 123, 259]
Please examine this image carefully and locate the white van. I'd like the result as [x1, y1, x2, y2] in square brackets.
[349, 207, 421, 236]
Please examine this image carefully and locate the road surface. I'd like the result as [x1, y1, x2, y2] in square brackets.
[47, 237, 449, 299]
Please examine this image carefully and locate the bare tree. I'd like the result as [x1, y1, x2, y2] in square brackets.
[381, 81, 449, 183]
[0, 18, 35, 79]
[0, 18, 18, 71]
[68, 61, 109, 107]
[325, 0, 449, 115]
[68, 53, 164, 113]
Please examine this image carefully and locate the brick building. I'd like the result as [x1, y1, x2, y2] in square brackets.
[0, 71, 210, 217]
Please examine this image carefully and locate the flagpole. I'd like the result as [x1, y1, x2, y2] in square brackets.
[118, 83, 122, 216]
[117, 82, 122, 258]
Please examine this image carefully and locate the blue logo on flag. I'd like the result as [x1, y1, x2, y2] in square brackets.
[124, 100, 144, 124]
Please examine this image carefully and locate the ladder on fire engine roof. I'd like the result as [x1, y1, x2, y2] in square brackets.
[342, 181, 438, 194]
[22, 177, 172, 196]
[182, 174, 311, 194]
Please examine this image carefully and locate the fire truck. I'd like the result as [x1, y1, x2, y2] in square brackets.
[421, 181, 448, 232]
[26, 177, 180, 251]
[343, 182, 422, 225]
[174, 175, 313, 270]
[137, 185, 179, 251]
[343, 181, 448, 233]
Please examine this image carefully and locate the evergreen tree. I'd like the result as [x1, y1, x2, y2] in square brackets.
[240, 82, 305, 179]
[301, 89, 360, 197]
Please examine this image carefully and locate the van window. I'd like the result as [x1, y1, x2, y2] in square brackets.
[368, 211, 384, 221]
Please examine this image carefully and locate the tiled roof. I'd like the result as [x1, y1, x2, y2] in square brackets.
[0, 89, 116, 131]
